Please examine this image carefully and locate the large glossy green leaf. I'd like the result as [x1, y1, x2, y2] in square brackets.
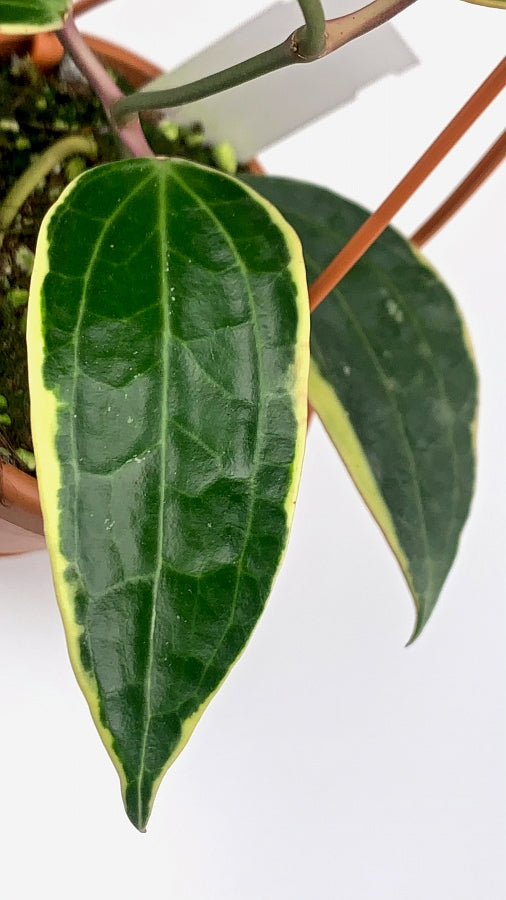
[0, 0, 71, 32]
[28, 159, 309, 830]
[243, 175, 477, 640]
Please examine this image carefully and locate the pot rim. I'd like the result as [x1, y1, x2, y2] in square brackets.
[0, 31, 163, 82]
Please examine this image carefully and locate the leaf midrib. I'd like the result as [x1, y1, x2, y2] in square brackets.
[361, 254, 461, 567]
[133, 163, 268, 814]
[136, 167, 171, 822]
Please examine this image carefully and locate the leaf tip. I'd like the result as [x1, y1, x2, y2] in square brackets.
[124, 784, 152, 833]
[405, 600, 433, 647]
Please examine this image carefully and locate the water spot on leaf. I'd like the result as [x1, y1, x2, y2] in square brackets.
[386, 298, 404, 324]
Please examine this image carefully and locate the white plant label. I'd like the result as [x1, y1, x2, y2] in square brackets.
[143, 0, 417, 160]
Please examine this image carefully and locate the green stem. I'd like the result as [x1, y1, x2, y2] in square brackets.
[112, 0, 419, 123]
[296, 0, 326, 57]
[112, 38, 296, 123]
[0, 134, 97, 248]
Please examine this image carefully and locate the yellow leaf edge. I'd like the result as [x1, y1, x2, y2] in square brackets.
[309, 237, 480, 645]
[308, 357, 418, 627]
[26, 174, 131, 804]
[460, 0, 505, 8]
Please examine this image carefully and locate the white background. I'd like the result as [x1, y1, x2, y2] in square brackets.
[1, 1, 505, 897]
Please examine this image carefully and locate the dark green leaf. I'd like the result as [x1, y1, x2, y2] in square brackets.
[243, 174, 477, 640]
[28, 159, 309, 829]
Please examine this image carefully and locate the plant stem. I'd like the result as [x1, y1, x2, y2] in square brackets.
[308, 57, 506, 311]
[0, 134, 97, 248]
[411, 130, 506, 248]
[112, 0, 418, 123]
[296, 0, 326, 57]
[112, 39, 297, 122]
[57, 15, 154, 158]
[324, 0, 419, 53]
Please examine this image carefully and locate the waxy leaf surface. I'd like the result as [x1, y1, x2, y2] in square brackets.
[0, 0, 71, 32]
[243, 175, 477, 639]
[28, 159, 309, 829]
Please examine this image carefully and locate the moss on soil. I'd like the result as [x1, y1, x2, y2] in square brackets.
[0, 53, 235, 473]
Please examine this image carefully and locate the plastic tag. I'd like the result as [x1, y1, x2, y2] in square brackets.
[143, 1, 417, 161]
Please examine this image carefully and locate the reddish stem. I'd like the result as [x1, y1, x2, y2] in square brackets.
[58, 15, 154, 158]
[411, 129, 506, 248]
[309, 57, 506, 312]
[324, 0, 418, 54]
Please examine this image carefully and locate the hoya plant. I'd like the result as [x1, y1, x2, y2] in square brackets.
[0, 0, 502, 831]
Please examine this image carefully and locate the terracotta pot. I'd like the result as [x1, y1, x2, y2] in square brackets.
[0, 33, 164, 555]
[0, 463, 45, 554]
